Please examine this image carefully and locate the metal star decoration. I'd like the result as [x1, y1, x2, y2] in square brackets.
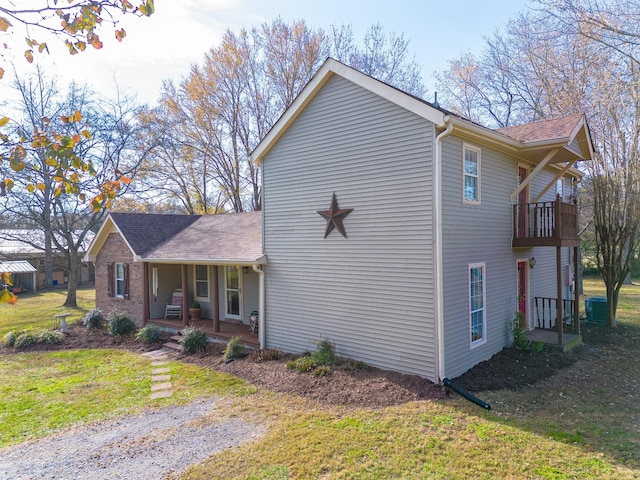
[317, 193, 354, 238]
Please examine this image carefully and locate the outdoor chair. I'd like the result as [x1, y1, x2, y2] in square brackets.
[165, 290, 183, 319]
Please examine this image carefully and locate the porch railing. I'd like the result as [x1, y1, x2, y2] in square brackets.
[512, 197, 579, 247]
[534, 297, 578, 333]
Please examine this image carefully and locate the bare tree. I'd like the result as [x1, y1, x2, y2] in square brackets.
[0, 69, 143, 306]
[136, 19, 427, 214]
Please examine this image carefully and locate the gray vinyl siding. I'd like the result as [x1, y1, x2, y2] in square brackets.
[441, 137, 577, 378]
[262, 75, 437, 379]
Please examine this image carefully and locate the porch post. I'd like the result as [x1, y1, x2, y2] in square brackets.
[143, 263, 150, 326]
[556, 246, 564, 346]
[573, 246, 580, 334]
[181, 264, 189, 327]
[213, 265, 220, 332]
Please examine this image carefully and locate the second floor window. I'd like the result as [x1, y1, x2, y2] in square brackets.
[463, 144, 481, 204]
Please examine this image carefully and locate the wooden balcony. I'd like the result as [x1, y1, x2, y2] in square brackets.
[512, 197, 580, 248]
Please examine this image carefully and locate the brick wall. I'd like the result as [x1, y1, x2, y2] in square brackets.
[95, 232, 145, 326]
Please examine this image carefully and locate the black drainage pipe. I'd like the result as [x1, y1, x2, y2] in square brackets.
[443, 378, 491, 410]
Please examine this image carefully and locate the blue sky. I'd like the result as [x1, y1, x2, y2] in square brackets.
[5, 0, 533, 105]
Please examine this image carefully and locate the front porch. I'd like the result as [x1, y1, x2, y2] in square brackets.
[149, 317, 259, 347]
[529, 329, 582, 352]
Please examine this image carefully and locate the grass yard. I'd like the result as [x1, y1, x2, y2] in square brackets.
[182, 277, 640, 479]
[1, 279, 639, 478]
[0, 285, 95, 335]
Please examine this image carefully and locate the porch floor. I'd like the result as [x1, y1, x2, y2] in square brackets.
[148, 318, 259, 347]
[529, 328, 582, 352]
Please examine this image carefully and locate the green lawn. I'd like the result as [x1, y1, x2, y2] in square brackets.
[0, 286, 95, 335]
[1, 279, 639, 479]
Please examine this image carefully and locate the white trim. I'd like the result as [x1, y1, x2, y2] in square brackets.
[469, 262, 487, 348]
[194, 264, 210, 302]
[462, 143, 481, 204]
[435, 120, 453, 381]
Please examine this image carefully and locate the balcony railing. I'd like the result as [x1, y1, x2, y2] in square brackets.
[512, 197, 579, 247]
[534, 297, 579, 333]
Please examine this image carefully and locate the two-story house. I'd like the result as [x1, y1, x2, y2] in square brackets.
[250, 59, 593, 382]
[86, 59, 594, 383]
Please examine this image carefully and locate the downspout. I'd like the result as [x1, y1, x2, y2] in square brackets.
[252, 263, 265, 348]
[435, 117, 453, 383]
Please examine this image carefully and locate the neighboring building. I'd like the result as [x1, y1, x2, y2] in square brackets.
[84, 212, 264, 337]
[250, 59, 593, 382]
[87, 59, 594, 382]
[0, 229, 95, 289]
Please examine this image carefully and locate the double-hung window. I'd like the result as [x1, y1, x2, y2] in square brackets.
[115, 263, 126, 298]
[195, 265, 209, 301]
[463, 144, 481, 204]
[469, 263, 486, 347]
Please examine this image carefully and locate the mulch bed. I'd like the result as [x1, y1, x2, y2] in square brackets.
[0, 321, 608, 408]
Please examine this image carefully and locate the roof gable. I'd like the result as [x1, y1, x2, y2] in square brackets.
[108, 213, 201, 257]
[251, 58, 447, 165]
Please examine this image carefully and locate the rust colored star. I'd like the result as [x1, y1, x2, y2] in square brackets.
[317, 193, 354, 238]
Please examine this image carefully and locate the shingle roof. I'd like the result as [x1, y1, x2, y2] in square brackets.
[494, 114, 584, 143]
[108, 213, 201, 257]
[0, 229, 95, 255]
[145, 212, 263, 263]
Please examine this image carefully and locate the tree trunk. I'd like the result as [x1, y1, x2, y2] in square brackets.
[63, 250, 79, 308]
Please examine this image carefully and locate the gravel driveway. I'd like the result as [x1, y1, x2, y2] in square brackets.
[0, 398, 263, 479]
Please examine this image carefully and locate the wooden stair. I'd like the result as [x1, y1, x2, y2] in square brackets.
[163, 335, 183, 352]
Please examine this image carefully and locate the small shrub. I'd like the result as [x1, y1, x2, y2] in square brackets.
[223, 336, 244, 362]
[82, 308, 105, 329]
[36, 329, 65, 344]
[286, 355, 317, 373]
[312, 365, 332, 377]
[4, 331, 16, 347]
[7, 328, 64, 349]
[248, 348, 285, 363]
[107, 312, 136, 336]
[135, 324, 161, 343]
[180, 326, 207, 353]
[342, 358, 367, 371]
[511, 312, 545, 353]
[313, 337, 339, 365]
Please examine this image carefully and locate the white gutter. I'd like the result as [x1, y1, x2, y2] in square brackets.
[434, 117, 453, 383]
[252, 263, 265, 348]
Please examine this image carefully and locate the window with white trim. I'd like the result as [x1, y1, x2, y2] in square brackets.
[195, 265, 209, 301]
[463, 144, 481, 204]
[115, 263, 125, 298]
[469, 263, 486, 347]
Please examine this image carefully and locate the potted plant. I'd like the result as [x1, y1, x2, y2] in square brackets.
[189, 302, 202, 321]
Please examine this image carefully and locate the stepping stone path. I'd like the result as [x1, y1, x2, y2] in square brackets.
[142, 349, 174, 399]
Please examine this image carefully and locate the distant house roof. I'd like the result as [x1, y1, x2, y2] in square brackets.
[0, 229, 95, 256]
[0, 260, 37, 273]
[85, 211, 264, 265]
